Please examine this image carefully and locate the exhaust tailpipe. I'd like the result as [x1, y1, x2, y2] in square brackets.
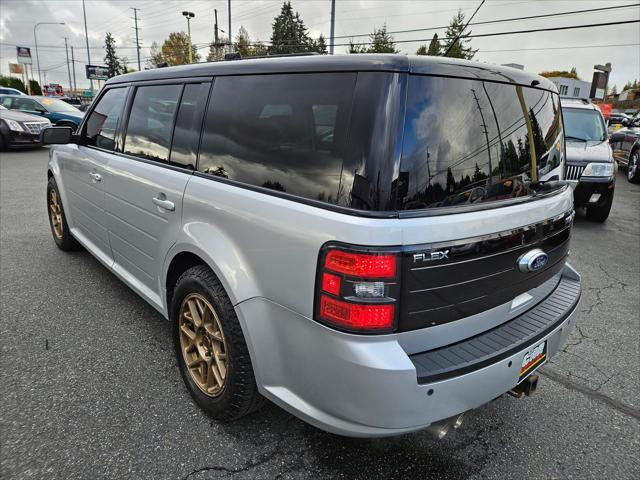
[426, 414, 465, 439]
[508, 374, 539, 398]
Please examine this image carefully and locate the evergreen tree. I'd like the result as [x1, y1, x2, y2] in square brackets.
[417, 34, 441, 56]
[234, 26, 268, 57]
[270, 1, 313, 54]
[313, 34, 328, 54]
[349, 25, 398, 54]
[442, 10, 477, 59]
[104, 32, 123, 77]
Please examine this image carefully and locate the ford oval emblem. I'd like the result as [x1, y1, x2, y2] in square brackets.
[518, 249, 549, 273]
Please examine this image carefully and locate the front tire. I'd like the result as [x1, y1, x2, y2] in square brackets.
[172, 265, 264, 421]
[47, 177, 80, 250]
[627, 149, 640, 183]
[586, 194, 613, 222]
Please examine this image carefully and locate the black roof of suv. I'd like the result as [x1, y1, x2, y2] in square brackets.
[108, 54, 556, 92]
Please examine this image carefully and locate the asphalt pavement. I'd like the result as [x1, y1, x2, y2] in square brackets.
[1, 147, 638, 480]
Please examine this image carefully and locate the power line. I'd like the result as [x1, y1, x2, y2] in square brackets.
[337, 3, 640, 39]
[479, 43, 640, 53]
[242, 19, 640, 48]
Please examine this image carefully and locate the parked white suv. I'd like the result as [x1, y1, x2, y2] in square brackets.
[42, 55, 581, 437]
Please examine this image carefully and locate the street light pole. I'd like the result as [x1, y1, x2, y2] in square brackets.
[82, 0, 94, 92]
[33, 22, 65, 90]
[182, 11, 195, 63]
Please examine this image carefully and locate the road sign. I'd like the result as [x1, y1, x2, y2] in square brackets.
[85, 64, 110, 80]
[9, 63, 24, 74]
[16, 46, 32, 64]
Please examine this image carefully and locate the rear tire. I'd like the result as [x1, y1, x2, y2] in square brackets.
[627, 149, 640, 183]
[0, 134, 6, 151]
[47, 177, 80, 251]
[172, 265, 265, 421]
[586, 194, 613, 222]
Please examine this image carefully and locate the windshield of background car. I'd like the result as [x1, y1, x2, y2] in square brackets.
[562, 108, 606, 142]
[38, 97, 81, 113]
[397, 75, 563, 210]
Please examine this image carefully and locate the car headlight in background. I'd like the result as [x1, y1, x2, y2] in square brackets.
[3, 119, 24, 132]
[582, 162, 614, 177]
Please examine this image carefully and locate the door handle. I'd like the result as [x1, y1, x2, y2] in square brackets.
[89, 172, 102, 182]
[152, 194, 175, 212]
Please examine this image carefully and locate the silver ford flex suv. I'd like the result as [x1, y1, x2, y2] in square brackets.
[42, 55, 581, 438]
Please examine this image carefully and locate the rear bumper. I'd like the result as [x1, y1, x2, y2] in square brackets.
[236, 263, 581, 437]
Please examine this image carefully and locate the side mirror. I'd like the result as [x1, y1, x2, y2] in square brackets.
[35, 108, 47, 114]
[622, 119, 629, 126]
[41, 126, 74, 145]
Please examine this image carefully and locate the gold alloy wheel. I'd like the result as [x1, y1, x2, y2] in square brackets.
[49, 189, 63, 240]
[179, 293, 228, 397]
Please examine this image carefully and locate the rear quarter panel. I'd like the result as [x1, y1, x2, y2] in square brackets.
[175, 176, 573, 319]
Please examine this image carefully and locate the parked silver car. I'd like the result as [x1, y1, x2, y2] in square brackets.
[42, 55, 581, 438]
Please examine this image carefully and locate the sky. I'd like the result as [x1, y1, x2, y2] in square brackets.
[0, 0, 638, 91]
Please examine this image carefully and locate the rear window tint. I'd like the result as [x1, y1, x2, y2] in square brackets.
[124, 84, 182, 163]
[198, 73, 356, 201]
[398, 75, 562, 210]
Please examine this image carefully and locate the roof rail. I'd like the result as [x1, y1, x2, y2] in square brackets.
[224, 52, 322, 61]
[559, 96, 591, 104]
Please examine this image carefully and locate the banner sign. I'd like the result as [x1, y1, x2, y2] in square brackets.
[9, 63, 24, 74]
[85, 64, 110, 80]
[596, 103, 612, 119]
[16, 46, 32, 64]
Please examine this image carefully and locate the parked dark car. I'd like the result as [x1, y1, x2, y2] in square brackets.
[561, 97, 615, 222]
[0, 87, 26, 96]
[610, 113, 640, 183]
[0, 104, 51, 149]
[0, 95, 84, 128]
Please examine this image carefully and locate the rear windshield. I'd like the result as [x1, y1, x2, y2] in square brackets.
[397, 75, 563, 211]
[562, 107, 607, 142]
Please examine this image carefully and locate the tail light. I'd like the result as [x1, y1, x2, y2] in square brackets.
[315, 243, 401, 333]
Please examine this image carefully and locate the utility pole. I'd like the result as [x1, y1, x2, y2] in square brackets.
[471, 88, 493, 185]
[214, 9, 219, 46]
[64, 37, 72, 94]
[482, 82, 505, 176]
[71, 45, 77, 91]
[82, 0, 94, 92]
[131, 7, 141, 71]
[329, 0, 336, 54]
[228, 0, 232, 51]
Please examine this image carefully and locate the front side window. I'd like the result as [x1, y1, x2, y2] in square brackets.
[398, 75, 563, 210]
[124, 84, 182, 163]
[38, 97, 80, 113]
[84, 87, 127, 150]
[13, 98, 40, 112]
[199, 73, 356, 201]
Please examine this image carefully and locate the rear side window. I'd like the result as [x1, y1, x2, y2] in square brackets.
[169, 82, 210, 169]
[198, 73, 356, 201]
[124, 84, 182, 163]
[84, 87, 127, 150]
